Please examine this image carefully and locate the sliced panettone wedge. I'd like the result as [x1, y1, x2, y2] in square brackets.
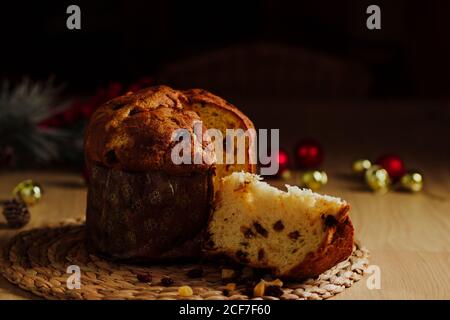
[205, 172, 354, 280]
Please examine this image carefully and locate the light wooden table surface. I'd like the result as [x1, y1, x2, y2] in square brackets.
[0, 164, 448, 300]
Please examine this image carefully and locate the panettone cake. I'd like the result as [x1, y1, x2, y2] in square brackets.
[84, 85, 255, 260]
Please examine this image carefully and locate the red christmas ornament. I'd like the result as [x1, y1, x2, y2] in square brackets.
[265, 148, 290, 179]
[277, 148, 290, 174]
[375, 154, 405, 181]
[80, 103, 95, 118]
[295, 139, 324, 169]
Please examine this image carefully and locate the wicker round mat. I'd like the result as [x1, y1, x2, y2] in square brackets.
[0, 219, 369, 300]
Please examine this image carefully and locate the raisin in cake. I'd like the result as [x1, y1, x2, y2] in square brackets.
[205, 172, 354, 279]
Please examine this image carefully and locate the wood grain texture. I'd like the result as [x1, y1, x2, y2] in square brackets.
[0, 166, 448, 300]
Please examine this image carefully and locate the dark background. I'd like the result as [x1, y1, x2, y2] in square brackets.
[1, 0, 450, 99]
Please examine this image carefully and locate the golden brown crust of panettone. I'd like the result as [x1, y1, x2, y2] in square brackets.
[84, 86, 215, 174]
[183, 88, 257, 174]
[284, 204, 354, 280]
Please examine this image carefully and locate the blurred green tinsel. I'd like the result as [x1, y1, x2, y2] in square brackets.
[0, 78, 79, 167]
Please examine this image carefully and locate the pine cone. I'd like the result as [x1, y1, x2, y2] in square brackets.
[2, 199, 30, 228]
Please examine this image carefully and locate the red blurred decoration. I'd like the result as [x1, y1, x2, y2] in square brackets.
[375, 154, 405, 181]
[295, 139, 324, 169]
[277, 148, 290, 173]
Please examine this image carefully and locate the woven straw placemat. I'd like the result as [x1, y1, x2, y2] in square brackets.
[0, 219, 369, 300]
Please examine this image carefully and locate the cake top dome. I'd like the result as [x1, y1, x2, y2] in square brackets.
[84, 85, 215, 174]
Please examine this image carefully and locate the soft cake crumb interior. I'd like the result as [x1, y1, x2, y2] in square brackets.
[208, 172, 345, 275]
[184, 103, 252, 183]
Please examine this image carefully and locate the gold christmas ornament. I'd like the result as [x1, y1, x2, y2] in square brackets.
[299, 170, 328, 191]
[400, 171, 423, 192]
[365, 165, 391, 194]
[352, 159, 372, 174]
[280, 169, 292, 181]
[13, 180, 43, 206]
